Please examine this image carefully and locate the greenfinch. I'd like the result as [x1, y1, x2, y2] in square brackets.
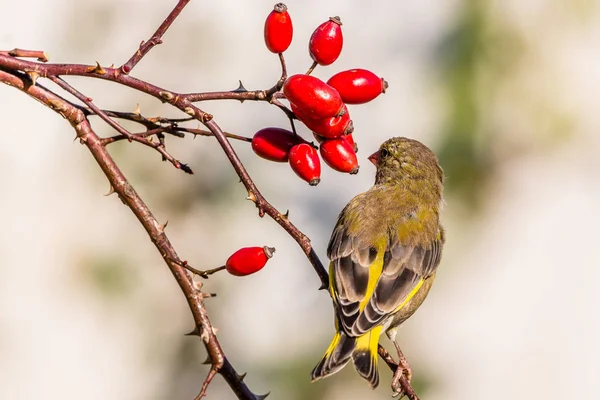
[311, 137, 445, 390]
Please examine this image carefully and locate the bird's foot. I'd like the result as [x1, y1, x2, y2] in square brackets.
[391, 363, 412, 398]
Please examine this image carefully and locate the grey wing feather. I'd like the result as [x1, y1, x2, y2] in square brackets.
[351, 237, 443, 336]
[327, 213, 376, 334]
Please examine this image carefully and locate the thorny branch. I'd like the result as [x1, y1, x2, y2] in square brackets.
[0, 1, 420, 399]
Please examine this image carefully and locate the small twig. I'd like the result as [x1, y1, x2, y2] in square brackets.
[120, 0, 191, 74]
[84, 108, 186, 138]
[197, 366, 219, 399]
[3, 48, 49, 62]
[100, 127, 167, 146]
[184, 89, 269, 103]
[49, 76, 134, 141]
[265, 53, 288, 98]
[186, 127, 253, 143]
[50, 77, 192, 173]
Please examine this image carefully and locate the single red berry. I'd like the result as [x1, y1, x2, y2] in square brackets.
[283, 74, 344, 119]
[327, 69, 388, 104]
[292, 103, 352, 139]
[264, 3, 293, 54]
[309, 16, 343, 66]
[314, 131, 355, 153]
[319, 138, 359, 174]
[288, 143, 321, 185]
[252, 127, 304, 162]
[225, 246, 276, 276]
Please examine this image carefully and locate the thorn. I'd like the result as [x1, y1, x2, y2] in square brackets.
[185, 327, 200, 336]
[256, 392, 271, 400]
[184, 107, 196, 116]
[200, 328, 210, 343]
[158, 220, 169, 233]
[180, 163, 194, 174]
[234, 80, 247, 93]
[159, 91, 174, 101]
[193, 279, 203, 291]
[26, 71, 40, 86]
[202, 292, 217, 298]
[246, 191, 257, 203]
[280, 210, 289, 220]
[212, 326, 219, 335]
[133, 103, 141, 114]
[104, 185, 116, 196]
[233, 80, 247, 102]
[86, 62, 106, 75]
[109, 63, 115, 68]
[202, 355, 213, 365]
[237, 372, 247, 381]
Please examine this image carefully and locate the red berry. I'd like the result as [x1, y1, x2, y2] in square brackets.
[288, 143, 321, 185]
[319, 138, 359, 174]
[309, 16, 343, 66]
[252, 127, 304, 162]
[226, 246, 275, 276]
[292, 103, 352, 138]
[283, 74, 344, 119]
[315, 132, 357, 152]
[264, 3, 293, 54]
[327, 69, 388, 104]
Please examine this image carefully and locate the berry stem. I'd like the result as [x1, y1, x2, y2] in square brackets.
[305, 61, 318, 75]
[195, 265, 227, 279]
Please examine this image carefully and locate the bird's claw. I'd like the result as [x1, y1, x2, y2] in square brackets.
[390, 364, 411, 398]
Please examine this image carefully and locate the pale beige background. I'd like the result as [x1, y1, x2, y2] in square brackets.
[1, 0, 599, 399]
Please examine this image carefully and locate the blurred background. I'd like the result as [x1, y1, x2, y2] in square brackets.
[1, 0, 599, 399]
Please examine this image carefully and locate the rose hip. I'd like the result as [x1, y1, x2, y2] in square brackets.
[309, 16, 343, 66]
[292, 103, 352, 138]
[226, 246, 275, 276]
[283, 74, 344, 119]
[251, 127, 304, 162]
[319, 138, 359, 174]
[288, 143, 321, 185]
[327, 69, 388, 104]
[264, 3, 293, 54]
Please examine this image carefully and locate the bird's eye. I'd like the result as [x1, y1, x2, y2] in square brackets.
[380, 148, 390, 159]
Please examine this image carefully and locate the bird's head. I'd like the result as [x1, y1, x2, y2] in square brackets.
[369, 137, 444, 188]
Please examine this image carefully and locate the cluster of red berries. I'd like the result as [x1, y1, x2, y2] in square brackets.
[215, 4, 387, 278]
[253, 3, 388, 185]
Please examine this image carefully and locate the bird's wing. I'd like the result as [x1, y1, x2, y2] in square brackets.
[350, 234, 442, 336]
[327, 221, 379, 334]
[328, 213, 443, 337]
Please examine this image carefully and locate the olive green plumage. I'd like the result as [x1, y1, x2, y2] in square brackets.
[311, 137, 445, 388]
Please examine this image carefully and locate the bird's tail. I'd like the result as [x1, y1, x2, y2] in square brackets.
[311, 325, 382, 388]
[311, 331, 355, 382]
[351, 326, 381, 388]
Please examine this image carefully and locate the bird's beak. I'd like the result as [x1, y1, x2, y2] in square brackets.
[368, 151, 379, 166]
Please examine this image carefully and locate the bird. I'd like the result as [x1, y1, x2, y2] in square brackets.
[310, 137, 445, 394]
